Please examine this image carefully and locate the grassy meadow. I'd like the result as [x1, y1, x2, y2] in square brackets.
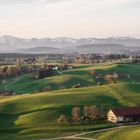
[0, 62, 140, 94]
[83, 125, 140, 140]
[0, 62, 140, 139]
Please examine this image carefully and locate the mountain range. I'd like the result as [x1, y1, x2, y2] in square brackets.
[0, 35, 140, 54]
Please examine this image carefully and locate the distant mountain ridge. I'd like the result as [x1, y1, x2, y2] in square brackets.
[16, 46, 59, 54]
[0, 35, 140, 54]
[14, 44, 140, 55]
[0, 35, 86, 50]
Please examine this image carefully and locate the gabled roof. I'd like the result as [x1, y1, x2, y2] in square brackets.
[111, 107, 140, 116]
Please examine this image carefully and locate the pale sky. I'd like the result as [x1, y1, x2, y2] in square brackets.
[0, 0, 140, 38]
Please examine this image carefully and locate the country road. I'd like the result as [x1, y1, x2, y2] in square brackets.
[41, 136, 96, 140]
[39, 124, 140, 140]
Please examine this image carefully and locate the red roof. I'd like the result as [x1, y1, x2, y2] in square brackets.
[111, 107, 140, 116]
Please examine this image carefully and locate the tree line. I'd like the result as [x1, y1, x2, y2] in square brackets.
[57, 105, 104, 125]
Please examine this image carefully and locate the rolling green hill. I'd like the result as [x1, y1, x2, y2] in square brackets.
[0, 83, 140, 139]
[0, 62, 140, 94]
[0, 62, 140, 139]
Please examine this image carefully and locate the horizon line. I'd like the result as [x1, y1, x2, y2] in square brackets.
[0, 34, 140, 39]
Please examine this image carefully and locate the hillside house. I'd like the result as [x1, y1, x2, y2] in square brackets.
[62, 64, 74, 70]
[113, 72, 118, 78]
[107, 107, 140, 123]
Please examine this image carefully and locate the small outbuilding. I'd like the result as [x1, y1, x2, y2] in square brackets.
[107, 107, 140, 123]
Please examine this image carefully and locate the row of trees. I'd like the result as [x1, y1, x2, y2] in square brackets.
[0, 66, 21, 79]
[57, 105, 102, 125]
[66, 54, 129, 64]
[0, 65, 36, 80]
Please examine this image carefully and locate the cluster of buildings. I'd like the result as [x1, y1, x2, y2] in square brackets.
[63, 53, 132, 64]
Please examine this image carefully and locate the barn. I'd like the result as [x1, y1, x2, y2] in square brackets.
[107, 107, 140, 123]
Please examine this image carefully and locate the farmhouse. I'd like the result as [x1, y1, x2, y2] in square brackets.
[107, 107, 140, 123]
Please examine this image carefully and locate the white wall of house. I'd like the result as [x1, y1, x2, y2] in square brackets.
[107, 109, 117, 123]
[117, 116, 124, 122]
[107, 109, 125, 123]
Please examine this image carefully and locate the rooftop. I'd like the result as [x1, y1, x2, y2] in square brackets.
[111, 107, 140, 116]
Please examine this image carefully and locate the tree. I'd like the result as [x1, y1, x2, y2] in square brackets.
[57, 115, 67, 125]
[105, 74, 115, 84]
[83, 106, 100, 120]
[83, 106, 91, 119]
[16, 58, 22, 67]
[72, 107, 81, 122]
[90, 105, 100, 120]
[7, 67, 14, 76]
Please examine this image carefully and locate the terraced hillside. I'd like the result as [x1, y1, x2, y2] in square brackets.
[0, 83, 140, 140]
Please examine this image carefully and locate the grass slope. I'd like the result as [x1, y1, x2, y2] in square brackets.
[0, 62, 140, 94]
[84, 126, 140, 140]
[0, 83, 140, 139]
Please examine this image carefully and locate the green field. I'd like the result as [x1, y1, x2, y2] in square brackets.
[0, 62, 140, 94]
[83, 126, 140, 140]
[0, 83, 140, 139]
[0, 62, 140, 140]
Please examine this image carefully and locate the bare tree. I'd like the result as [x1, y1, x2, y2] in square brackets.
[83, 105, 100, 120]
[57, 115, 67, 125]
[105, 74, 115, 84]
[72, 107, 81, 121]
[90, 105, 99, 120]
[83, 106, 91, 119]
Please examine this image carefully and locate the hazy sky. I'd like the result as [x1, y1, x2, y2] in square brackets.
[0, 0, 140, 38]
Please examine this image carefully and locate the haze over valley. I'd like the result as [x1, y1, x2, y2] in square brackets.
[0, 35, 140, 54]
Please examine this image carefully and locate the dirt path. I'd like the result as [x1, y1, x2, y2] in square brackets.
[4, 74, 26, 91]
[44, 136, 96, 140]
[40, 125, 140, 140]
